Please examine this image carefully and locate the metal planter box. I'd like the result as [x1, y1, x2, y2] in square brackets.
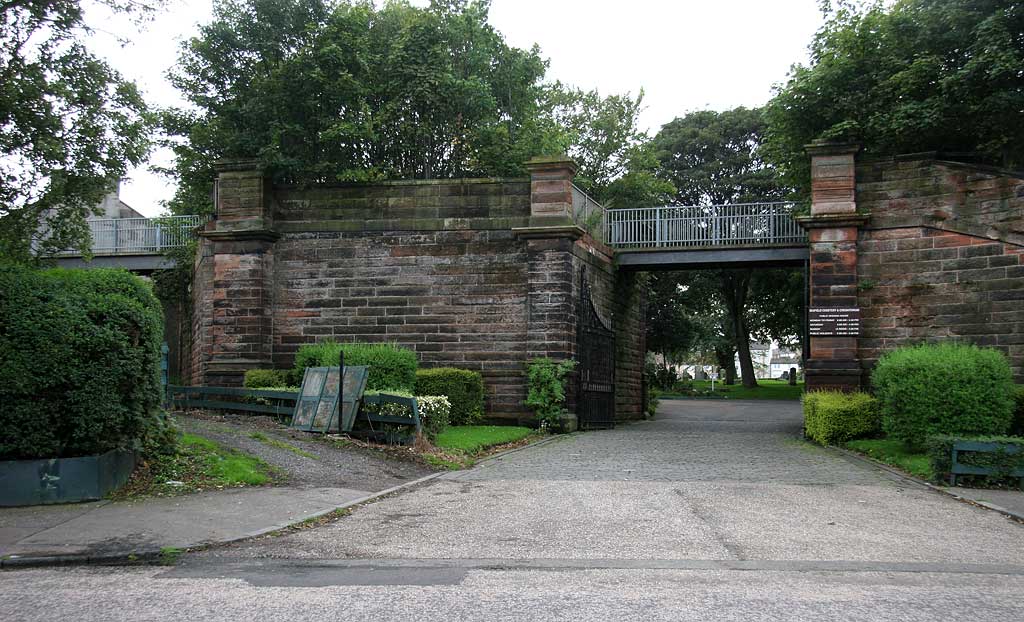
[0, 449, 137, 507]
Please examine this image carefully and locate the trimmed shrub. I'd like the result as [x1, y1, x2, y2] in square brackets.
[802, 390, 880, 445]
[0, 266, 165, 460]
[414, 367, 485, 425]
[927, 435, 1024, 484]
[525, 358, 576, 429]
[294, 341, 417, 391]
[872, 343, 1015, 448]
[1012, 386, 1024, 437]
[244, 369, 290, 389]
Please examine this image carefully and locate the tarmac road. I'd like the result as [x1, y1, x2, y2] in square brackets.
[3, 400, 1022, 621]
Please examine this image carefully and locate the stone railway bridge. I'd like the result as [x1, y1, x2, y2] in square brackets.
[61, 144, 1024, 424]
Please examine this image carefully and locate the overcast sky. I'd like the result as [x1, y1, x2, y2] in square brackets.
[90, 0, 825, 216]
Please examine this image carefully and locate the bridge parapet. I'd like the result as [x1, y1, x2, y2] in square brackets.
[58, 215, 204, 257]
[606, 202, 806, 250]
[571, 184, 606, 242]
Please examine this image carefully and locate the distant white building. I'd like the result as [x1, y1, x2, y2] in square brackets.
[769, 348, 802, 379]
[89, 183, 144, 220]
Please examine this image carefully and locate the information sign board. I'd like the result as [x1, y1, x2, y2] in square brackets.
[808, 307, 860, 337]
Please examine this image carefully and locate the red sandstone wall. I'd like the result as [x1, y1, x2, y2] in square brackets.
[857, 158, 1024, 382]
[187, 173, 649, 422]
[270, 180, 533, 419]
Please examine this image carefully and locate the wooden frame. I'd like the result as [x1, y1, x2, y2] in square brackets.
[168, 385, 298, 416]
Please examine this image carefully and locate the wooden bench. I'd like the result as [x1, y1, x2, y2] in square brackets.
[359, 393, 422, 434]
[949, 440, 1024, 486]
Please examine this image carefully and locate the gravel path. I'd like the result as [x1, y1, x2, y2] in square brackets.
[196, 399, 1024, 562]
[174, 412, 433, 492]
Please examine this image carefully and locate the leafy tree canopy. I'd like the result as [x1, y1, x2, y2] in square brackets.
[0, 0, 154, 263]
[165, 0, 656, 214]
[653, 107, 786, 205]
[764, 0, 1024, 194]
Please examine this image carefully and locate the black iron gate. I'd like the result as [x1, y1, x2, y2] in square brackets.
[577, 270, 616, 429]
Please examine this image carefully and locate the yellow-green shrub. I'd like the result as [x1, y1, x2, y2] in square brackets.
[803, 390, 880, 445]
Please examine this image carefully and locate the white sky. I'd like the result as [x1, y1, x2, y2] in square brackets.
[88, 0, 825, 216]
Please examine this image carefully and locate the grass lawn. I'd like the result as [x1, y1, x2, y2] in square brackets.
[845, 438, 933, 480]
[424, 425, 538, 470]
[434, 425, 535, 454]
[660, 379, 804, 401]
[112, 433, 276, 499]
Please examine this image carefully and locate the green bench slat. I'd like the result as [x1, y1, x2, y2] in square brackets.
[169, 385, 299, 400]
[949, 441, 1024, 485]
[954, 441, 1022, 453]
[364, 414, 420, 426]
[172, 398, 294, 415]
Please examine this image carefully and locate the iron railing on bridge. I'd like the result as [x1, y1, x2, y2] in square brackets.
[572, 184, 607, 242]
[605, 202, 806, 249]
[59, 215, 204, 256]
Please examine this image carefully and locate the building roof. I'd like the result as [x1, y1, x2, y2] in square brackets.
[771, 356, 801, 365]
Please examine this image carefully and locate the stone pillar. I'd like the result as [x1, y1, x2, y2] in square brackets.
[192, 159, 279, 386]
[798, 142, 867, 391]
[516, 158, 586, 364]
[525, 156, 578, 226]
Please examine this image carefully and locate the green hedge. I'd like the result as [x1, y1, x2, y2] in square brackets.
[802, 390, 880, 445]
[414, 367, 485, 425]
[872, 343, 1015, 448]
[244, 369, 291, 389]
[1012, 386, 1024, 437]
[0, 267, 165, 460]
[927, 435, 1024, 484]
[525, 357, 576, 429]
[294, 341, 417, 392]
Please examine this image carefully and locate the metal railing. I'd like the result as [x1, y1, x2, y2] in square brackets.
[572, 184, 607, 242]
[59, 215, 204, 256]
[605, 202, 806, 249]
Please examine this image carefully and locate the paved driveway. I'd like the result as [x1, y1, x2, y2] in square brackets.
[3, 400, 1024, 621]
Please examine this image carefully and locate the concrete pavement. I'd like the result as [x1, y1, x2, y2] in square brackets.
[0, 412, 436, 564]
[2, 399, 1023, 620]
[0, 486, 372, 562]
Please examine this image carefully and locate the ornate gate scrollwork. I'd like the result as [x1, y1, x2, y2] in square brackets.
[576, 270, 615, 429]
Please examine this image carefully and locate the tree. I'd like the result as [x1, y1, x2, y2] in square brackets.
[165, 0, 568, 214]
[651, 107, 800, 387]
[164, 0, 660, 216]
[653, 107, 787, 206]
[0, 0, 153, 263]
[645, 272, 700, 361]
[764, 0, 1024, 195]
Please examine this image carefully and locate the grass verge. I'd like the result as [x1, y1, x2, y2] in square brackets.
[112, 433, 277, 500]
[434, 426, 535, 453]
[845, 438, 933, 480]
[423, 425, 541, 470]
[660, 379, 804, 401]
